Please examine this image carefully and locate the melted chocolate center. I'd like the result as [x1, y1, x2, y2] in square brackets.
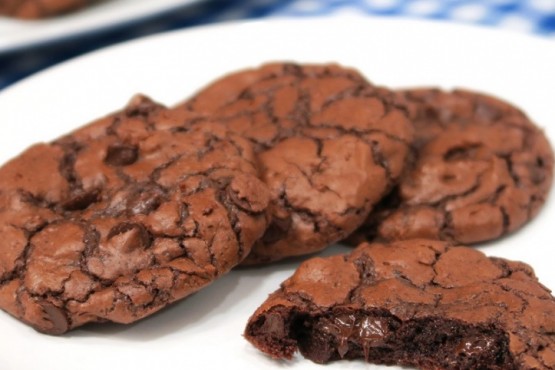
[293, 310, 515, 369]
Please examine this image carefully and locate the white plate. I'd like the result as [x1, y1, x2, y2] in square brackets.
[0, 17, 554, 370]
[0, 0, 203, 52]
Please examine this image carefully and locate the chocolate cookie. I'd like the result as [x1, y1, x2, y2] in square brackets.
[170, 63, 414, 264]
[0, 95, 270, 334]
[245, 239, 555, 369]
[347, 88, 554, 245]
[0, 0, 97, 18]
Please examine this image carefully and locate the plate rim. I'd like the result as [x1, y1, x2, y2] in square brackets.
[2, 14, 554, 92]
[0, 0, 204, 54]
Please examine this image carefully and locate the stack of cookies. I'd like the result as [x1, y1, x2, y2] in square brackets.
[0, 63, 554, 369]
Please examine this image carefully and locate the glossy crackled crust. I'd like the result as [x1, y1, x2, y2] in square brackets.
[245, 240, 555, 369]
[0, 0, 97, 18]
[0, 95, 270, 334]
[171, 63, 414, 264]
[347, 88, 555, 245]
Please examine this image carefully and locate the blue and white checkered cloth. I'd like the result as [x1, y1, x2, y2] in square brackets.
[1, 0, 554, 91]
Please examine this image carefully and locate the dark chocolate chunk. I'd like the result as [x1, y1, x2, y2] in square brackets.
[104, 144, 139, 166]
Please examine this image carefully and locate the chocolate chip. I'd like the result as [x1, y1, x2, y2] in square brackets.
[41, 303, 69, 335]
[104, 144, 138, 166]
[261, 217, 292, 245]
[62, 189, 99, 211]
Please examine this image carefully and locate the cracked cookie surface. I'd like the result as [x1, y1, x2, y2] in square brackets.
[171, 63, 414, 264]
[347, 88, 554, 245]
[0, 95, 271, 334]
[0, 0, 97, 18]
[245, 239, 555, 369]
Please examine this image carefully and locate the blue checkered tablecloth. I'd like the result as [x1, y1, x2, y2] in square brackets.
[1, 0, 554, 91]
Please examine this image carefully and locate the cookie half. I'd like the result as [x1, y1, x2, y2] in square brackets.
[245, 239, 555, 369]
[348, 88, 554, 245]
[0, 95, 270, 334]
[172, 63, 414, 264]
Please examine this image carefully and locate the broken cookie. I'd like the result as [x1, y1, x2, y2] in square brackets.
[245, 239, 555, 369]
